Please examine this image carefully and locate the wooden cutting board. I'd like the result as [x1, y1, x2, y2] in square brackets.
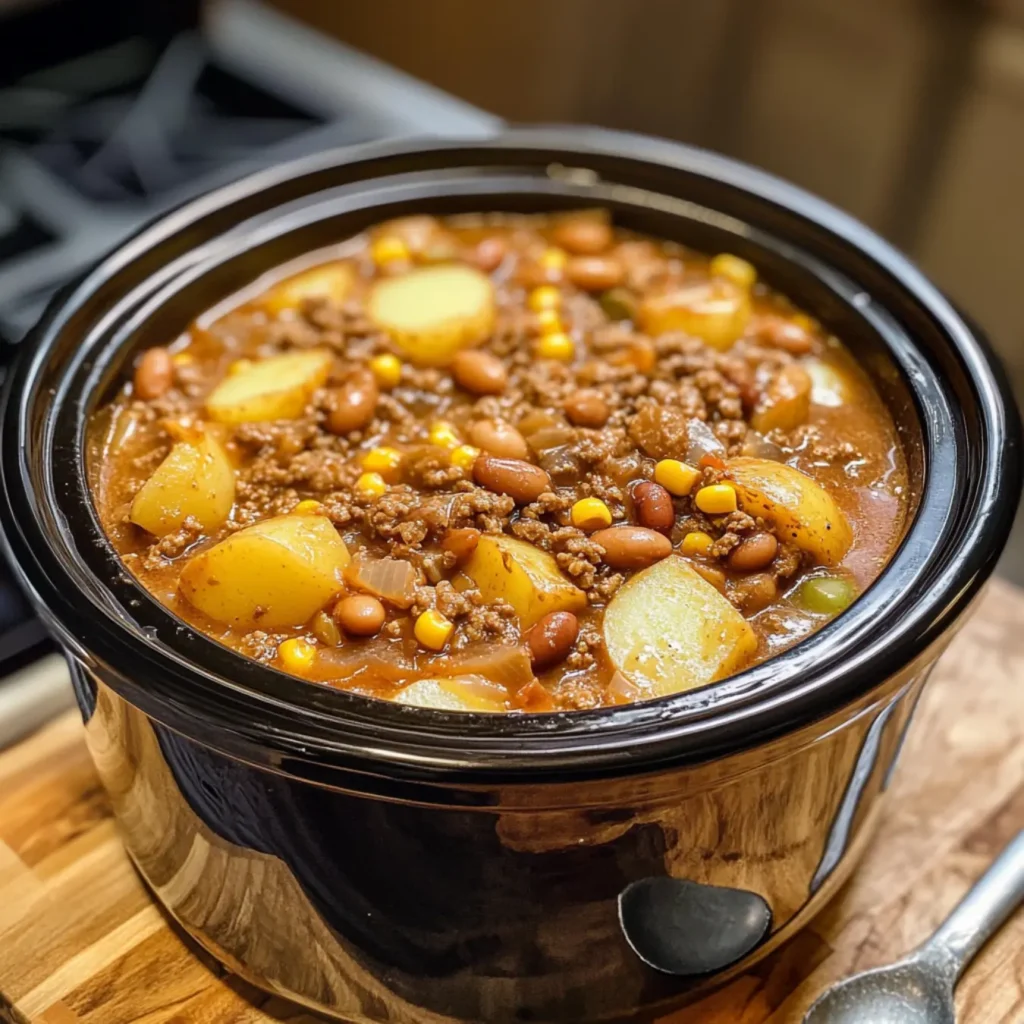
[2, 579, 1023, 1024]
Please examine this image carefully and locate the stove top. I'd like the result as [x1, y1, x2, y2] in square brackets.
[0, 0, 497, 677]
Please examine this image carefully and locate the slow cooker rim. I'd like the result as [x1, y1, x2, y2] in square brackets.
[1, 127, 1019, 781]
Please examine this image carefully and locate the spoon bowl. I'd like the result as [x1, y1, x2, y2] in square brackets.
[803, 953, 955, 1024]
[803, 830, 1024, 1024]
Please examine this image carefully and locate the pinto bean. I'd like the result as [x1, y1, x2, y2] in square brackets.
[525, 611, 579, 670]
[727, 532, 779, 572]
[473, 456, 550, 504]
[334, 594, 386, 636]
[565, 256, 624, 292]
[327, 371, 379, 434]
[442, 527, 481, 562]
[452, 350, 508, 395]
[133, 347, 173, 400]
[632, 480, 674, 533]
[468, 418, 529, 460]
[564, 389, 610, 427]
[592, 526, 672, 569]
[552, 217, 613, 255]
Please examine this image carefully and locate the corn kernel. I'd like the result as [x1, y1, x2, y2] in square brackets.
[571, 497, 612, 531]
[694, 483, 738, 515]
[428, 421, 460, 449]
[355, 472, 387, 499]
[293, 499, 323, 514]
[681, 531, 715, 558]
[370, 235, 410, 266]
[535, 307, 564, 335]
[278, 637, 316, 674]
[171, 351, 194, 367]
[451, 444, 480, 471]
[414, 609, 454, 651]
[654, 459, 701, 496]
[710, 253, 757, 289]
[539, 247, 568, 272]
[228, 358, 252, 376]
[369, 353, 402, 389]
[536, 332, 574, 361]
[791, 312, 817, 333]
[361, 446, 403, 477]
[527, 285, 562, 312]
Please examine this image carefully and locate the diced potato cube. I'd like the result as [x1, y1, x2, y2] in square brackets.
[393, 676, 508, 712]
[463, 535, 586, 629]
[261, 262, 353, 315]
[750, 363, 812, 433]
[179, 514, 350, 629]
[638, 279, 751, 350]
[604, 555, 757, 697]
[806, 359, 853, 407]
[725, 457, 853, 566]
[368, 265, 495, 367]
[205, 349, 333, 424]
[129, 432, 235, 537]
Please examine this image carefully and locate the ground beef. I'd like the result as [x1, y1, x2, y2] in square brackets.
[141, 516, 203, 569]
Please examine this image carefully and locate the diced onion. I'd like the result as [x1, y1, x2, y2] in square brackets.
[346, 556, 419, 608]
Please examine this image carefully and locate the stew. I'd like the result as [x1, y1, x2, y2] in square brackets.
[88, 211, 909, 712]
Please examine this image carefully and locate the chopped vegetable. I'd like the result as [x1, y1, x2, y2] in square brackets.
[205, 349, 333, 423]
[806, 359, 853, 407]
[464, 534, 586, 628]
[603, 555, 757, 696]
[638, 279, 751, 350]
[129, 432, 235, 537]
[179, 514, 349, 629]
[261, 263, 353, 315]
[709, 253, 757, 289]
[368, 264, 495, 367]
[750, 363, 812, 434]
[345, 556, 418, 609]
[393, 676, 507, 712]
[796, 576, 856, 615]
[725, 457, 853, 566]
[436, 644, 534, 692]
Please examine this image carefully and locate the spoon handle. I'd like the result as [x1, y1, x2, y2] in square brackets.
[922, 829, 1024, 980]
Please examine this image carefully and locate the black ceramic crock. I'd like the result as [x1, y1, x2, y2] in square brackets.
[1, 129, 1020, 1023]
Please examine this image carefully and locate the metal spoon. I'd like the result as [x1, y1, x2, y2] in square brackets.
[804, 829, 1024, 1024]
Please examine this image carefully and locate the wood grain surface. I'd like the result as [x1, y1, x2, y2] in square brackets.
[2, 578, 1023, 1024]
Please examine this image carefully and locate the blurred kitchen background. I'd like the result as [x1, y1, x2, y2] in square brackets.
[0, 0, 1022, 733]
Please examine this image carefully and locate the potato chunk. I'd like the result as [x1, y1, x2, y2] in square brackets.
[750, 363, 812, 433]
[604, 556, 757, 697]
[638, 279, 750, 350]
[261, 262, 353, 315]
[725, 457, 853, 566]
[179, 514, 350, 629]
[368, 265, 495, 367]
[129, 433, 234, 537]
[205, 349, 333, 424]
[464, 535, 586, 629]
[393, 676, 508, 713]
[806, 359, 853, 407]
